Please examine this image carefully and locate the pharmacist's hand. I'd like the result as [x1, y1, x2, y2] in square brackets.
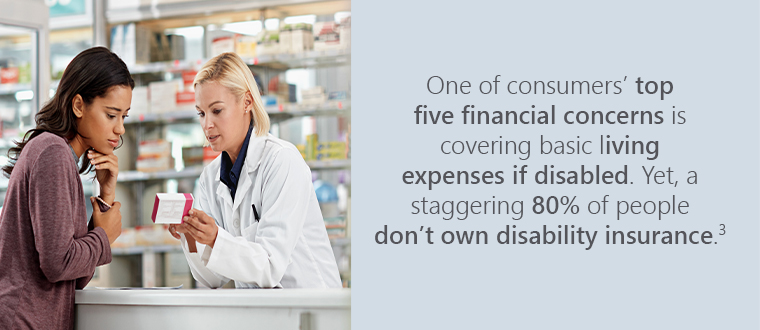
[176, 209, 219, 248]
[88, 149, 119, 205]
[169, 224, 181, 240]
[91, 197, 122, 245]
[169, 224, 197, 253]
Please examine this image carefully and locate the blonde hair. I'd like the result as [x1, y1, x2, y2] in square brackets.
[194, 52, 270, 137]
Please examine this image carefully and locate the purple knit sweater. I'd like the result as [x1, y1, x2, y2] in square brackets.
[0, 132, 111, 329]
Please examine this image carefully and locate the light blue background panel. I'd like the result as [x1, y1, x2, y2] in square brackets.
[353, 1, 759, 329]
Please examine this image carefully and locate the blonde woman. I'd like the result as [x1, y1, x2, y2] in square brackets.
[169, 52, 341, 289]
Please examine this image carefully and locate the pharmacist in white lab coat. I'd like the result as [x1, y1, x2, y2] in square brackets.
[169, 52, 341, 289]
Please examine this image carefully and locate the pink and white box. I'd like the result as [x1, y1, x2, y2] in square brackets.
[151, 193, 194, 224]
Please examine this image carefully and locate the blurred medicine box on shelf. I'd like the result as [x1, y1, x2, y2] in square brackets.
[182, 146, 205, 167]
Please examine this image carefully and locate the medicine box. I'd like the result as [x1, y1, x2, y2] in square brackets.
[151, 193, 194, 224]
[149, 81, 178, 114]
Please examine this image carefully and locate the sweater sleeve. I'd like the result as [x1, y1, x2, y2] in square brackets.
[77, 201, 115, 289]
[28, 145, 112, 284]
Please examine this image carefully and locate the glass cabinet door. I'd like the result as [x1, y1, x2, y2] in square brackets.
[0, 24, 38, 144]
[0, 24, 42, 209]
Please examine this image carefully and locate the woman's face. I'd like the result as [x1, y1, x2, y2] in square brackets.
[74, 85, 131, 155]
[195, 81, 251, 154]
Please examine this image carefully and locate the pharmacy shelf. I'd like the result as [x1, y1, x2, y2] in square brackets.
[111, 244, 182, 256]
[0, 137, 19, 149]
[330, 237, 350, 246]
[0, 83, 32, 96]
[306, 159, 350, 169]
[268, 100, 351, 121]
[244, 49, 350, 70]
[124, 108, 198, 125]
[117, 160, 348, 183]
[106, 0, 349, 25]
[127, 49, 350, 75]
[129, 60, 199, 74]
[117, 167, 204, 183]
[124, 101, 350, 126]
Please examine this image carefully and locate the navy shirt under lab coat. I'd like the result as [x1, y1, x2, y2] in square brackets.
[220, 124, 253, 201]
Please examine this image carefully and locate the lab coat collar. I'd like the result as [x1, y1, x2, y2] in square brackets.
[213, 132, 270, 183]
[214, 132, 270, 212]
[244, 133, 270, 174]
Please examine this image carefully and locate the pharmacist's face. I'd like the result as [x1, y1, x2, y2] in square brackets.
[195, 81, 251, 153]
[74, 85, 130, 154]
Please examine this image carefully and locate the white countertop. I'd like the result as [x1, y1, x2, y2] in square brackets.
[75, 288, 351, 308]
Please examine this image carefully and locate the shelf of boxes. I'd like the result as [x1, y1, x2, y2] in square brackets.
[0, 83, 32, 96]
[306, 159, 350, 170]
[0, 137, 18, 149]
[105, 0, 350, 25]
[115, 158, 349, 184]
[125, 49, 350, 75]
[111, 244, 183, 256]
[123, 100, 350, 126]
[117, 166, 205, 183]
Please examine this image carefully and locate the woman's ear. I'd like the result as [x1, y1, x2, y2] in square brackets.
[245, 92, 253, 111]
[72, 95, 85, 119]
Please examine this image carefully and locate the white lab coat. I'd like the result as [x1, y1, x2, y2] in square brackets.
[179, 133, 342, 289]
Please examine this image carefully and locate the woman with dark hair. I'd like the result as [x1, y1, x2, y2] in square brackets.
[0, 47, 130, 329]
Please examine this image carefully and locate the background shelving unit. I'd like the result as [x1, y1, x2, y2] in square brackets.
[103, 0, 351, 289]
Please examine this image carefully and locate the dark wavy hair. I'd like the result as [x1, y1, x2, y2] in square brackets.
[3, 47, 134, 177]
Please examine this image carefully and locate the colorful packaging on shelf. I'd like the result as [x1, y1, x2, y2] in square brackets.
[261, 95, 278, 107]
[305, 134, 319, 160]
[148, 81, 178, 113]
[211, 36, 235, 56]
[256, 32, 281, 56]
[302, 86, 327, 105]
[296, 144, 307, 159]
[17, 63, 31, 84]
[326, 227, 346, 240]
[0, 67, 19, 84]
[291, 23, 313, 53]
[235, 35, 258, 57]
[315, 151, 347, 161]
[160, 224, 180, 245]
[175, 91, 195, 106]
[182, 146, 205, 167]
[167, 34, 185, 60]
[110, 23, 153, 66]
[328, 91, 348, 100]
[135, 225, 165, 246]
[315, 141, 348, 160]
[130, 86, 149, 116]
[338, 16, 351, 49]
[313, 22, 342, 51]
[181, 70, 197, 88]
[151, 193, 194, 224]
[136, 156, 172, 172]
[203, 146, 222, 165]
[111, 227, 136, 249]
[279, 25, 292, 54]
[137, 140, 172, 172]
[324, 216, 346, 229]
[316, 141, 347, 151]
